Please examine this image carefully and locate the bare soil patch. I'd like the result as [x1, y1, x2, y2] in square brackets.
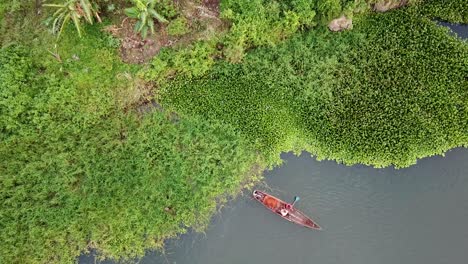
[104, 18, 169, 64]
[104, 0, 224, 64]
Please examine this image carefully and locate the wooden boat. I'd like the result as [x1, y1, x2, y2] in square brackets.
[252, 190, 321, 230]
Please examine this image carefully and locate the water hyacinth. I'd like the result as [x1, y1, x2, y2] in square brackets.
[159, 7, 468, 168]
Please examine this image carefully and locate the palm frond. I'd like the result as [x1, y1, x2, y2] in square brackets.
[149, 9, 168, 23]
[71, 12, 83, 37]
[80, 0, 94, 24]
[44, 0, 101, 39]
[58, 14, 71, 39]
[125, 0, 169, 37]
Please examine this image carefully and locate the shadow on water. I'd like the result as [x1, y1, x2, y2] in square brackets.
[80, 22, 468, 264]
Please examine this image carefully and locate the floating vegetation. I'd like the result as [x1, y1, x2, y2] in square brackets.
[160, 7, 468, 168]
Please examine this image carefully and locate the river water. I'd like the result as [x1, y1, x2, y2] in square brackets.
[81, 148, 468, 264]
[80, 23, 468, 264]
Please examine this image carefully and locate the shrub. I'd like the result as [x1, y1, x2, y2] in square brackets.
[315, 0, 342, 23]
[0, 0, 31, 14]
[167, 16, 189, 36]
[145, 40, 216, 81]
[146, 0, 367, 75]
[220, 0, 318, 62]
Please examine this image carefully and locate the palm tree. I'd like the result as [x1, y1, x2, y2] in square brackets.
[125, 0, 168, 39]
[44, 0, 101, 38]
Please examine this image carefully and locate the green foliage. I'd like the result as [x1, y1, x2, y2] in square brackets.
[419, 0, 468, 24]
[44, 0, 102, 38]
[220, 0, 318, 62]
[303, 10, 468, 167]
[157, 30, 339, 162]
[0, 32, 259, 263]
[1, 23, 138, 139]
[145, 40, 216, 81]
[156, 0, 178, 19]
[0, 46, 37, 138]
[0, 1, 17, 14]
[0, 0, 30, 14]
[2, 1, 468, 263]
[314, 0, 368, 21]
[145, 0, 368, 79]
[0, 1, 47, 47]
[124, 0, 169, 39]
[159, 7, 468, 168]
[316, 0, 342, 23]
[167, 16, 189, 36]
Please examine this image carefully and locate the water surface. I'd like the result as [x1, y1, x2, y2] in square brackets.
[81, 148, 468, 264]
[438, 21, 468, 39]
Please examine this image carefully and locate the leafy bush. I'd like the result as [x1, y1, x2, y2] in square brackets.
[145, 0, 369, 79]
[0, 0, 31, 14]
[220, 0, 318, 62]
[315, 0, 342, 23]
[145, 40, 216, 81]
[167, 16, 189, 36]
[156, 0, 178, 19]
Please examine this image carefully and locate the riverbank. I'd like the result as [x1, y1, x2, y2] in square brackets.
[1, 1, 467, 263]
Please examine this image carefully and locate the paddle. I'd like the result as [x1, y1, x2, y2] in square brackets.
[291, 196, 300, 207]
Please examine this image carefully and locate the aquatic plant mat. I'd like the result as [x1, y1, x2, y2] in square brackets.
[159, 7, 468, 168]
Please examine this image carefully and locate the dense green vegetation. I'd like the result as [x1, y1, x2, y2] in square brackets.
[159, 7, 468, 167]
[420, 0, 468, 23]
[146, 0, 368, 78]
[1, 0, 467, 263]
[0, 28, 260, 263]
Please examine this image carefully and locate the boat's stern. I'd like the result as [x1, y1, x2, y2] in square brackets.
[252, 190, 263, 201]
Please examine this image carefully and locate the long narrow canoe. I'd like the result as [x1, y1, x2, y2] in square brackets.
[252, 190, 321, 230]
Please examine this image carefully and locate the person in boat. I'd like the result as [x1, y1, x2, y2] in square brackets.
[263, 196, 279, 210]
[285, 196, 299, 210]
[253, 190, 265, 201]
[280, 198, 295, 216]
[279, 208, 289, 217]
